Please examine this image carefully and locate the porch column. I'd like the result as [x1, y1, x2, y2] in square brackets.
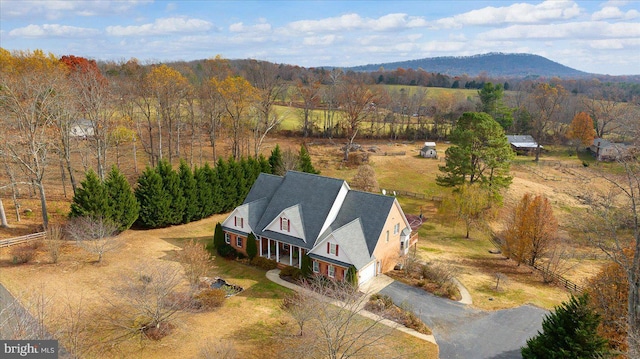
[267, 238, 271, 259]
[276, 242, 280, 263]
[298, 247, 302, 269]
[289, 248, 293, 266]
[259, 236, 263, 257]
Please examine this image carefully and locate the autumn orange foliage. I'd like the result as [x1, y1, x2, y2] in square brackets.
[587, 260, 629, 355]
[503, 193, 558, 267]
[567, 111, 596, 150]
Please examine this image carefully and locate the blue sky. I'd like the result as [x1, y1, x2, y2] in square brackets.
[1, 0, 638, 75]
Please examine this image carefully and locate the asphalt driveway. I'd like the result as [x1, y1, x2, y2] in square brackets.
[379, 281, 547, 359]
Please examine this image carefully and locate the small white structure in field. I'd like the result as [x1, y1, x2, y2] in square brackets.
[70, 119, 94, 139]
[420, 142, 437, 158]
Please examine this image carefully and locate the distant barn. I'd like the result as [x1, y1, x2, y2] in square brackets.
[420, 142, 437, 158]
[70, 119, 94, 139]
[506, 135, 540, 155]
[590, 138, 636, 161]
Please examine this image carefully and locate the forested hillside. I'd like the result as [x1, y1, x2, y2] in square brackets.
[348, 53, 591, 78]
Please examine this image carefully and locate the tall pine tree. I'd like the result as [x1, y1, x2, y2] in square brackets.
[156, 159, 186, 225]
[269, 144, 284, 175]
[298, 144, 319, 174]
[179, 160, 199, 224]
[522, 294, 609, 358]
[135, 166, 172, 228]
[69, 169, 110, 219]
[258, 154, 271, 174]
[104, 166, 139, 231]
[194, 165, 213, 220]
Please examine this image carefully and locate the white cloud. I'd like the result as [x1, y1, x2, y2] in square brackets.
[9, 24, 100, 38]
[106, 17, 213, 36]
[0, 0, 152, 20]
[589, 38, 640, 49]
[478, 21, 640, 40]
[287, 13, 428, 34]
[302, 35, 338, 46]
[435, 0, 582, 28]
[229, 22, 272, 33]
[592, 6, 639, 20]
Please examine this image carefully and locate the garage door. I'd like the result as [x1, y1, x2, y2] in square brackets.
[358, 262, 376, 285]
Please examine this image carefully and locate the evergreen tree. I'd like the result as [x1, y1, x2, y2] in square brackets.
[258, 154, 271, 174]
[206, 163, 224, 215]
[179, 160, 199, 224]
[156, 159, 186, 225]
[69, 169, 110, 219]
[346, 266, 358, 287]
[522, 294, 609, 359]
[104, 166, 139, 231]
[298, 145, 319, 174]
[213, 222, 225, 249]
[436, 112, 514, 202]
[237, 157, 251, 203]
[269, 144, 284, 175]
[246, 232, 257, 260]
[194, 165, 213, 220]
[300, 254, 312, 277]
[217, 158, 237, 212]
[135, 166, 172, 228]
[477, 83, 514, 131]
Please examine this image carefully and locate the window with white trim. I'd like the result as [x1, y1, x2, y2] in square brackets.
[386, 230, 389, 242]
[234, 216, 244, 228]
[329, 243, 338, 255]
[394, 223, 400, 234]
[280, 217, 290, 232]
[328, 264, 335, 278]
[313, 261, 319, 273]
[225, 233, 230, 244]
[236, 237, 243, 248]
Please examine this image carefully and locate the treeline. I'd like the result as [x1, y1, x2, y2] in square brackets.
[70, 145, 319, 230]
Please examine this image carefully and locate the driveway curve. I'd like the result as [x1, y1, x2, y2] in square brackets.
[379, 281, 547, 359]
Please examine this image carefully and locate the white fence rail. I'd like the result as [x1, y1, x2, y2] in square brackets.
[0, 232, 47, 248]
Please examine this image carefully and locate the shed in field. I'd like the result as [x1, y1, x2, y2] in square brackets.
[420, 142, 437, 158]
[506, 135, 540, 155]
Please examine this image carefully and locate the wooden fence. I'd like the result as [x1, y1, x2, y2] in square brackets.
[489, 235, 584, 293]
[384, 189, 443, 202]
[0, 232, 47, 248]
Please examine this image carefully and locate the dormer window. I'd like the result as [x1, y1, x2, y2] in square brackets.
[327, 242, 339, 256]
[280, 217, 290, 232]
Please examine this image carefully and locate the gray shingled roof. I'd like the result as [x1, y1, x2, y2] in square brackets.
[319, 190, 395, 256]
[243, 173, 283, 204]
[253, 171, 347, 250]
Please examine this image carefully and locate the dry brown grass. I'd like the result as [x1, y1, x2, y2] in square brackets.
[0, 212, 438, 358]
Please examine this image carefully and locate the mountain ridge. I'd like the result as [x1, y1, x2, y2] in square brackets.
[344, 53, 592, 78]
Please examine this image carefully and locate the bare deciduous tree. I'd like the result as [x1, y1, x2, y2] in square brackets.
[579, 149, 640, 356]
[177, 240, 213, 289]
[279, 278, 400, 359]
[45, 223, 64, 263]
[100, 263, 187, 342]
[0, 49, 69, 229]
[66, 216, 120, 263]
[350, 165, 379, 193]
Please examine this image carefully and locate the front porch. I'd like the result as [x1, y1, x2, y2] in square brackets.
[258, 236, 303, 269]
